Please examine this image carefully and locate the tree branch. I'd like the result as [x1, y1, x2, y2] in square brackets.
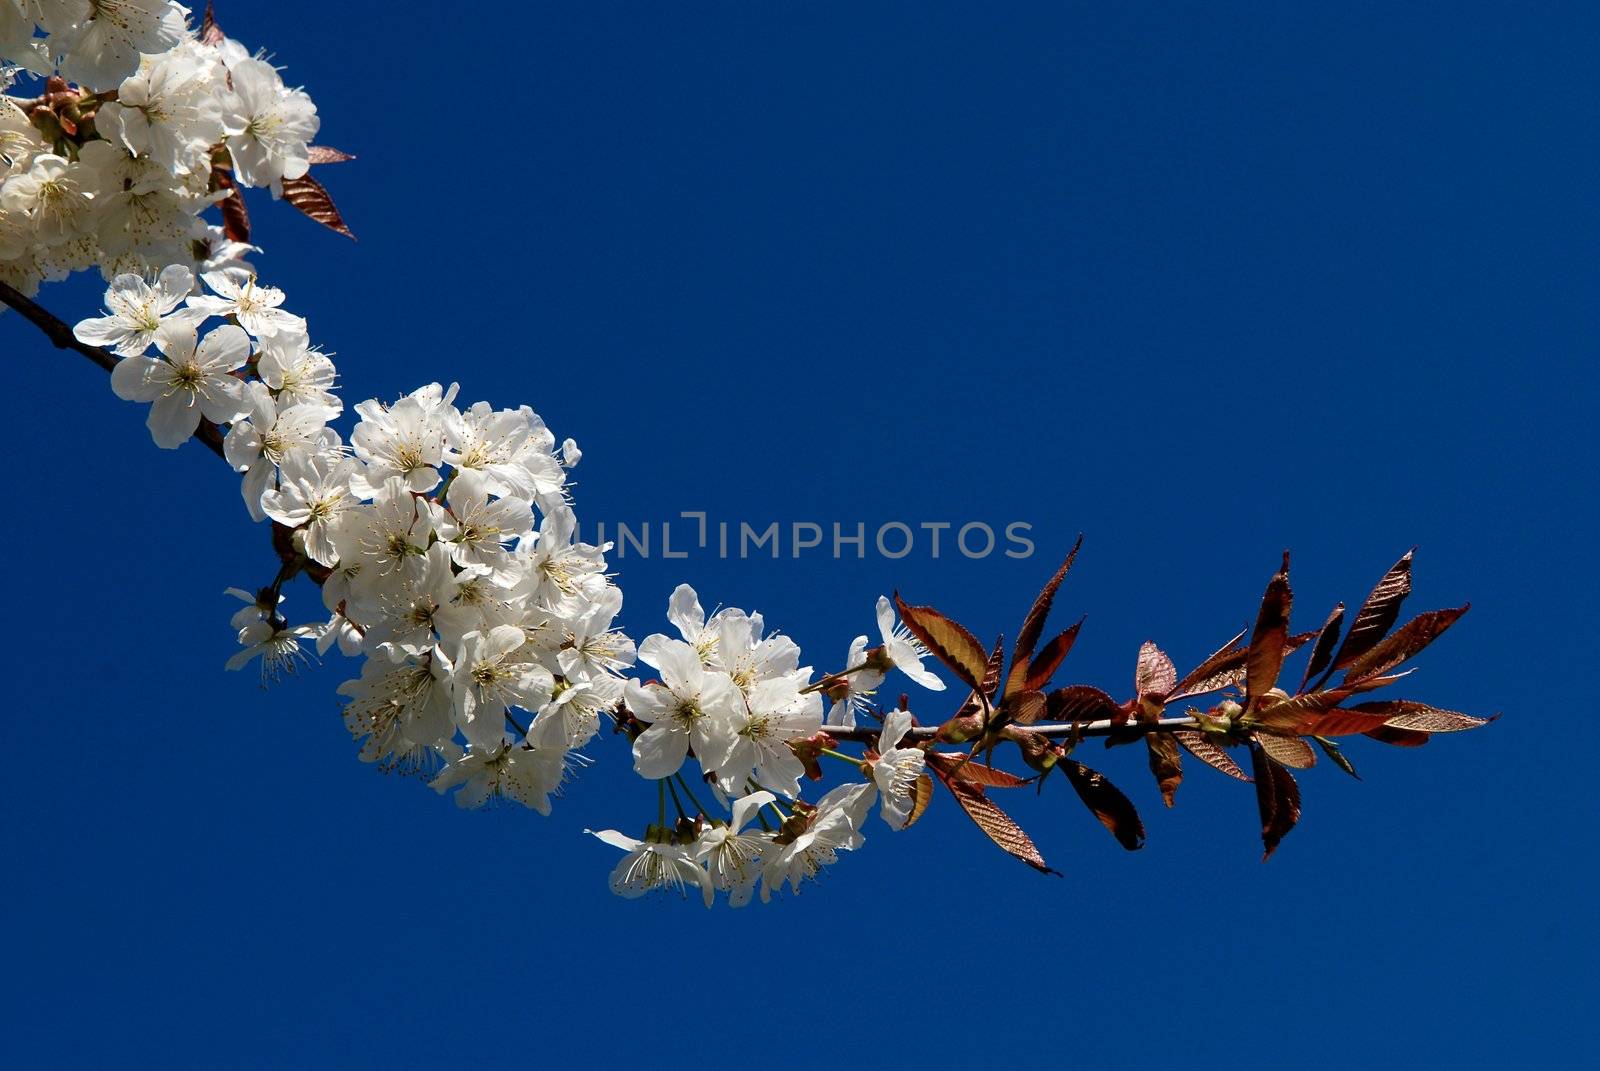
[823, 714, 1198, 743]
[1, 278, 228, 459]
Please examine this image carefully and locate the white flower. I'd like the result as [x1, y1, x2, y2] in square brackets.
[339, 652, 457, 769]
[109, 320, 250, 448]
[588, 829, 714, 908]
[556, 584, 635, 682]
[349, 394, 446, 495]
[760, 782, 876, 901]
[259, 446, 358, 565]
[47, 0, 187, 90]
[96, 45, 226, 175]
[358, 541, 465, 660]
[328, 475, 434, 604]
[876, 595, 946, 691]
[429, 715, 571, 814]
[710, 610, 801, 696]
[220, 57, 319, 189]
[651, 583, 721, 665]
[225, 618, 317, 683]
[541, 675, 623, 749]
[443, 401, 565, 500]
[626, 638, 741, 780]
[514, 506, 605, 612]
[693, 790, 774, 908]
[0, 153, 94, 245]
[872, 709, 927, 830]
[824, 635, 886, 729]
[186, 271, 306, 338]
[709, 671, 822, 799]
[223, 381, 338, 520]
[254, 329, 339, 411]
[73, 266, 201, 357]
[435, 467, 533, 578]
[449, 623, 555, 751]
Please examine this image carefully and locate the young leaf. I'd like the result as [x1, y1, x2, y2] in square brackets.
[1044, 685, 1122, 725]
[306, 146, 356, 164]
[1145, 732, 1184, 807]
[1061, 760, 1145, 850]
[927, 751, 1032, 789]
[1351, 700, 1492, 733]
[1342, 605, 1469, 681]
[1173, 730, 1251, 782]
[1168, 628, 1249, 701]
[1255, 732, 1317, 769]
[1330, 549, 1414, 672]
[1287, 708, 1394, 737]
[199, 2, 224, 45]
[1298, 602, 1345, 693]
[1313, 736, 1360, 779]
[1005, 689, 1047, 726]
[214, 170, 250, 242]
[279, 174, 356, 240]
[1135, 641, 1177, 703]
[1245, 553, 1293, 710]
[904, 773, 935, 829]
[980, 636, 1005, 699]
[1005, 535, 1082, 698]
[934, 769, 1056, 874]
[1251, 743, 1302, 860]
[893, 594, 990, 693]
[1023, 617, 1084, 693]
[1164, 627, 1248, 701]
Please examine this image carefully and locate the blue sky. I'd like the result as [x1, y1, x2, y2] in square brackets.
[3, 2, 1595, 1067]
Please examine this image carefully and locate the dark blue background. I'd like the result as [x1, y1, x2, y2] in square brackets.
[3, 2, 1594, 1066]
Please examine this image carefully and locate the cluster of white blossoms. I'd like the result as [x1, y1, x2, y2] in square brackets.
[586, 587, 946, 905]
[1, 2, 316, 298]
[83, 263, 630, 818]
[6, 2, 962, 908]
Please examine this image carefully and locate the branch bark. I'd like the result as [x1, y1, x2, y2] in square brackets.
[1, 278, 228, 459]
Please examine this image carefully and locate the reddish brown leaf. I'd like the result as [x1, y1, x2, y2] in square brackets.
[1298, 602, 1345, 693]
[904, 773, 935, 828]
[1006, 689, 1047, 726]
[926, 751, 1032, 788]
[1255, 732, 1317, 769]
[1288, 708, 1394, 737]
[1005, 535, 1082, 699]
[220, 187, 249, 243]
[1248, 690, 1351, 733]
[1331, 549, 1414, 672]
[199, 2, 224, 46]
[306, 145, 356, 165]
[1245, 553, 1293, 710]
[279, 174, 355, 240]
[893, 594, 990, 693]
[1169, 628, 1249, 701]
[1145, 732, 1184, 807]
[1342, 605, 1469, 681]
[1045, 685, 1122, 725]
[1061, 760, 1145, 850]
[1250, 743, 1302, 860]
[1173, 730, 1251, 782]
[1135, 641, 1177, 703]
[1352, 700, 1492, 733]
[1364, 726, 1432, 747]
[980, 636, 1005, 699]
[934, 769, 1056, 874]
[1023, 618, 1083, 693]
